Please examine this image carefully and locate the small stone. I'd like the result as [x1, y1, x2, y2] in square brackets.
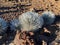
[0, 36, 2, 39]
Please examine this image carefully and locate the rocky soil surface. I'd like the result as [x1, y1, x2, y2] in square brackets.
[0, 0, 60, 45]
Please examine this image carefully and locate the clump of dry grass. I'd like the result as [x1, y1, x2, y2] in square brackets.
[0, 18, 7, 35]
[19, 11, 44, 31]
[10, 19, 20, 31]
[41, 11, 55, 25]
